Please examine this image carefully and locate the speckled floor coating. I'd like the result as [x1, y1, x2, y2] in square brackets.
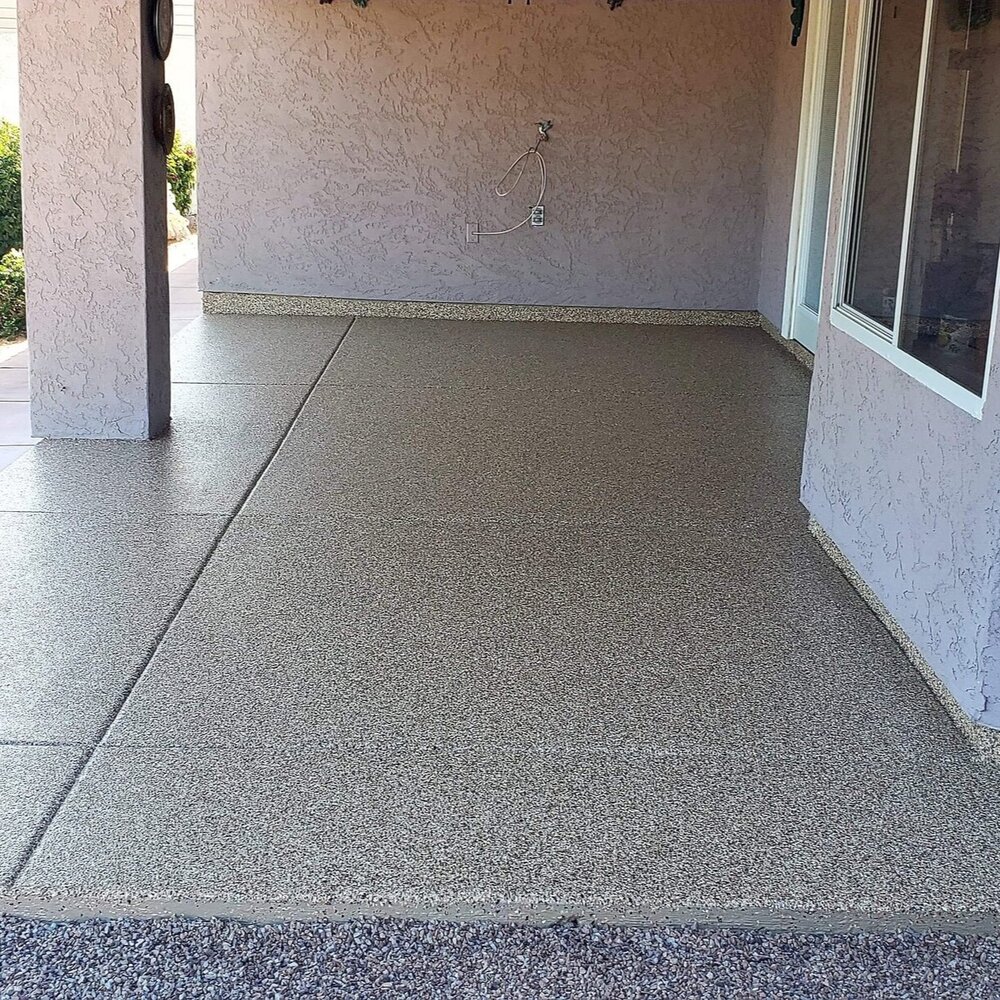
[3, 316, 1000, 933]
[3, 917, 999, 999]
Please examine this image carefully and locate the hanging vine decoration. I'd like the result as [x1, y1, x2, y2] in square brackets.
[790, 0, 806, 44]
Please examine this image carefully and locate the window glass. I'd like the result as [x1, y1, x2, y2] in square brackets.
[844, 0, 926, 329]
[899, 0, 999, 396]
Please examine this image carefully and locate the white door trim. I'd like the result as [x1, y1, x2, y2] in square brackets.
[781, 0, 844, 350]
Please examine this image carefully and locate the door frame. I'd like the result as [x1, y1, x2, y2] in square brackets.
[781, 0, 845, 351]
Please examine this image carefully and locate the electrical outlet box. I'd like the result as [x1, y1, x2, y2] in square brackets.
[530, 205, 545, 227]
[465, 223, 479, 244]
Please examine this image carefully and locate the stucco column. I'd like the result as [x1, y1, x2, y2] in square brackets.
[17, 1, 170, 439]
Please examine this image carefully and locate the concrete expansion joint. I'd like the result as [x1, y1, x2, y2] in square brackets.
[3, 323, 357, 890]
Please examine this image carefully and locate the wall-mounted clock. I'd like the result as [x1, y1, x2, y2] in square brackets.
[152, 0, 174, 60]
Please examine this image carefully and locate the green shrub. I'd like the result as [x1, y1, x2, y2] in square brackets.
[0, 121, 21, 259]
[0, 249, 25, 341]
[166, 133, 197, 216]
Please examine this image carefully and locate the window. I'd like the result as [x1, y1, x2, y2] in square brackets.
[834, 0, 1000, 414]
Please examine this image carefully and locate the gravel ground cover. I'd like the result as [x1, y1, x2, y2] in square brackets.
[1, 917, 998, 999]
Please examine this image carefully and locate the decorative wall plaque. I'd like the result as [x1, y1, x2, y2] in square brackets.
[153, 0, 174, 60]
[154, 83, 176, 152]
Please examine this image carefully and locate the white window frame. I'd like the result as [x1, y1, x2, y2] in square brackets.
[830, 0, 1000, 420]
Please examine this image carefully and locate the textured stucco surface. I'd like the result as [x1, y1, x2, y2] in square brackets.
[18, 0, 170, 439]
[801, 7, 1000, 730]
[756, 8, 807, 330]
[197, 0, 784, 310]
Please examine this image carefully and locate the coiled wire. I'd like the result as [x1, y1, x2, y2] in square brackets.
[473, 134, 547, 238]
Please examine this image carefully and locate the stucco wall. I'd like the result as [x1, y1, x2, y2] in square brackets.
[801, 6, 1000, 728]
[756, 13, 807, 330]
[197, 0, 784, 309]
[2, 1, 196, 141]
[18, 0, 170, 439]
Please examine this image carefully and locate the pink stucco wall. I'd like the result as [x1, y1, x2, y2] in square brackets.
[197, 0, 793, 310]
[801, 4, 1000, 728]
[18, 0, 170, 438]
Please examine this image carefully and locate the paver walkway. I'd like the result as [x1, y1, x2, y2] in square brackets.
[0, 340, 33, 472]
[1, 317, 999, 932]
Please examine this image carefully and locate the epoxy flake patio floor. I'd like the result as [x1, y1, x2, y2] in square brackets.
[2, 316, 1000, 932]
